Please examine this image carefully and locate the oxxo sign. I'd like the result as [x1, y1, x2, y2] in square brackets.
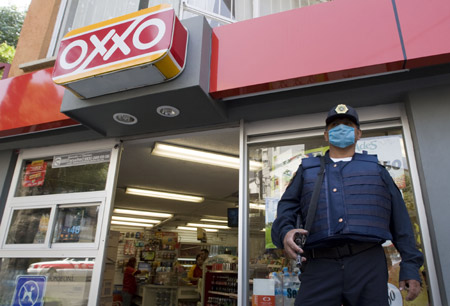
[53, 5, 188, 99]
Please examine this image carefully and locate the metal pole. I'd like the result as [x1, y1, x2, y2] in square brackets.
[238, 119, 249, 306]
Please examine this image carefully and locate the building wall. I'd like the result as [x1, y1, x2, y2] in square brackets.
[406, 86, 450, 306]
[9, 0, 61, 77]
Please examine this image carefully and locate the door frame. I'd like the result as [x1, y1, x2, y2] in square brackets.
[238, 103, 441, 306]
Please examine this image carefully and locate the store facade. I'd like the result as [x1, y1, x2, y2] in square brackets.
[1, 0, 450, 305]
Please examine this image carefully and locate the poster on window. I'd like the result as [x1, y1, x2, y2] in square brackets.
[265, 198, 279, 249]
[22, 160, 47, 187]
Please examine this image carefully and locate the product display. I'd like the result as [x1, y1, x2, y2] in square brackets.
[202, 255, 238, 306]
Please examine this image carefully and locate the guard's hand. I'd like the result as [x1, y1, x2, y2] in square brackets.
[283, 228, 308, 260]
[399, 279, 421, 301]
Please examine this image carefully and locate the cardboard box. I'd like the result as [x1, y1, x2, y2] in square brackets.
[106, 245, 118, 262]
[103, 263, 115, 280]
[108, 231, 120, 247]
[99, 296, 113, 306]
[100, 278, 114, 297]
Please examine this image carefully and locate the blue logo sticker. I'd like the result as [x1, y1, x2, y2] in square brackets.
[11, 275, 47, 306]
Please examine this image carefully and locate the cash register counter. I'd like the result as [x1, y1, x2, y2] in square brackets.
[139, 284, 199, 306]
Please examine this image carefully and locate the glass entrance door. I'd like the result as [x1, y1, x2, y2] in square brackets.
[246, 121, 431, 305]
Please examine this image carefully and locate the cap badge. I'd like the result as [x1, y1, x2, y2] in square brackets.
[335, 104, 349, 114]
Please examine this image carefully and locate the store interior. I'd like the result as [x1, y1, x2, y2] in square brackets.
[106, 127, 265, 306]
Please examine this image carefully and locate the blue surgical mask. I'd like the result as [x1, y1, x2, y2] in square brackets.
[328, 124, 355, 148]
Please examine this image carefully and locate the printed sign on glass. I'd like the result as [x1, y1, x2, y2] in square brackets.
[11, 275, 47, 306]
[22, 160, 47, 187]
[52, 150, 111, 168]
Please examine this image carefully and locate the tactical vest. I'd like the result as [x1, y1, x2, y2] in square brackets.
[300, 153, 393, 245]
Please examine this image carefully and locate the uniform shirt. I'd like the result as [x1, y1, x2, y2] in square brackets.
[123, 266, 138, 294]
[187, 264, 203, 285]
[271, 153, 423, 282]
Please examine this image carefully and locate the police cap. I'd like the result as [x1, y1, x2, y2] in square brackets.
[325, 104, 360, 127]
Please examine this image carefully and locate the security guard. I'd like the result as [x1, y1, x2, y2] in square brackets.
[271, 104, 423, 306]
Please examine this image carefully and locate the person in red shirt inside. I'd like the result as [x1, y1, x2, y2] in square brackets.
[122, 257, 141, 306]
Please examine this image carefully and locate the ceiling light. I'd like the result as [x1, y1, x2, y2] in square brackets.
[152, 142, 263, 171]
[114, 208, 173, 218]
[187, 223, 230, 229]
[113, 113, 138, 125]
[177, 226, 218, 232]
[125, 187, 204, 203]
[250, 203, 266, 210]
[156, 105, 180, 118]
[112, 216, 160, 224]
[111, 220, 153, 227]
[200, 218, 228, 223]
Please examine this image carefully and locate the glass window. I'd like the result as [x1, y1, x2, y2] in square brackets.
[53, 205, 100, 243]
[182, 0, 235, 27]
[49, 0, 141, 56]
[148, 0, 181, 15]
[15, 150, 111, 197]
[6, 208, 51, 244]
[248, 127, 431, 305]
[254, 0, 331, 19]
[0, 257, 94, 306]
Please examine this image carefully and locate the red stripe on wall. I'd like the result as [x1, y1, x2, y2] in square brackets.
[0, 68, 79, 138]
[209, 0, 404, 99]
[395, 0, 450, 69]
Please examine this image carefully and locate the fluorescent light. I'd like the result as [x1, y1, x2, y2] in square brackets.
[177, 226, 218, 232]
[250, 203, 266, 210]
[126, 187, 204, 203]
[200, 218, 228, 223]
[111, 220, 153, 227]
[152, 142, 263, 171]
[187, 223, 230, 229]
[112, 216, 160, 224]
[114, 208, 173, 218]
[177, 257, 196, 261]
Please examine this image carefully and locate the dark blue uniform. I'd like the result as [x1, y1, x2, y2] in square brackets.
[271, 151, 423, 305]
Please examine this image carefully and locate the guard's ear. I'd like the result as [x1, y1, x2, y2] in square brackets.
[355, 128, 362, 141]
[324, 129, 329, 142]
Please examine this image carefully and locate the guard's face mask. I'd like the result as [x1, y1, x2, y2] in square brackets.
[328, 124, 355, 148]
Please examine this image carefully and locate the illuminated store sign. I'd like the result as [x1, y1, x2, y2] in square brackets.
[53, 4, 188, 99]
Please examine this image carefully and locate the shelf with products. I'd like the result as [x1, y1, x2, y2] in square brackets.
[119, 231, 180, 286]
[202, 268, 238, 306]
[207, 291, 238, 299]
[141, 285, 199, 306]
[155, 250, 177, 261]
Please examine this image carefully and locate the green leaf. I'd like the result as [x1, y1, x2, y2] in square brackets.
[0, 42, 15, 64]
[0, 6, 25, 48]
